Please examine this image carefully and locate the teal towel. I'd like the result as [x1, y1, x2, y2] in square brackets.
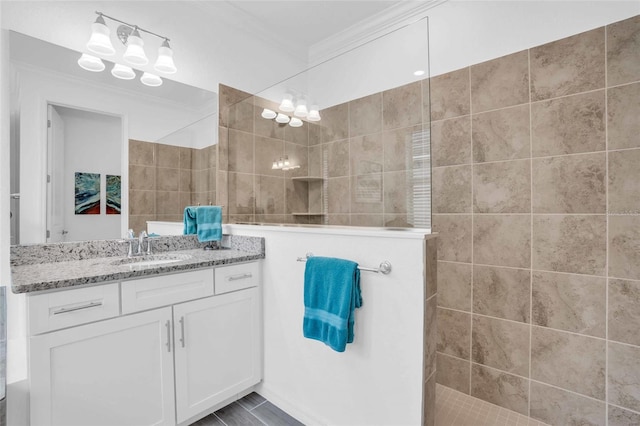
[303, 256, 361, 352]
[183, 206, 222, 242]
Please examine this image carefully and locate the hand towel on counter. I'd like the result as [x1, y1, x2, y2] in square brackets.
[183, 206, 222, 242]
[303, 256, 362, 352]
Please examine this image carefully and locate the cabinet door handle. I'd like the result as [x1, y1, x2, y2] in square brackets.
[52, 301, 102, 315]
[228, 273, 252, 281]
[179, 316, 186, 348]
[165, 320, 171, 352]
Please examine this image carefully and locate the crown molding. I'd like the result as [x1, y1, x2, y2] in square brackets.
[308, 0, 447, 67]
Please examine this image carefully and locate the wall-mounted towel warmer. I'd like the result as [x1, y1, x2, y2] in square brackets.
[296, 253, 392, 275]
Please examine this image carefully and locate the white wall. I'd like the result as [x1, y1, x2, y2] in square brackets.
[226, 225, 428, 426]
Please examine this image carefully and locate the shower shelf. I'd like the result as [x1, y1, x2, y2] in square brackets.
[291, 176, 324, 182]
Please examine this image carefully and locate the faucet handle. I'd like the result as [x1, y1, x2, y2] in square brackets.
[128, 229, 135, 239]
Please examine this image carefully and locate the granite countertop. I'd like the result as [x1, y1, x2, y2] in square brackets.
[10, 235, 265, 294]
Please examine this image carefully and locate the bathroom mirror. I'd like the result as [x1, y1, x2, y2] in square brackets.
[9, 31, 217, 244]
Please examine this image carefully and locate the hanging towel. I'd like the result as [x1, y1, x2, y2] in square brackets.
[183, 206, 222, 242]
[303, 256, 362, 352]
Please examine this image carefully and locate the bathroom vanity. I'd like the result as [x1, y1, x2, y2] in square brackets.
[10, 235, 265, 426]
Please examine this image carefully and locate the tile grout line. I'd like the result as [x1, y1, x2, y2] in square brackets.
[604, 23, 610, 426]
[468, 65, 474, 396]
[528, 45, 534, 420]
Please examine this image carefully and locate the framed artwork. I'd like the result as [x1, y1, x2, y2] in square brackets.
[74, 172, 100, 214]
[106, 175, 121, 215]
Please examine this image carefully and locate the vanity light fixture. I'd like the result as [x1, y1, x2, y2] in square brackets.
[122, 27, 148, 66]
[289, 117, 303, 127]
[77, 53, 106, 72]
[307, 105, 321, 122]
[279, 94, 295, 112]
[294, 99, 308, 118]
[140, 72, 163, 87]
[261, 108, 277, 119]
[271, 155, 300, 171]
[111, 63, 136, 80]
[275, 113, 291, 124]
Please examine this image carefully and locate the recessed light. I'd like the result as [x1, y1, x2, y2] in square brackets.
[413, 70, 425, 76]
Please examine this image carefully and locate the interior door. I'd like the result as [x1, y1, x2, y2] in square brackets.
[47, 105, 66, 242]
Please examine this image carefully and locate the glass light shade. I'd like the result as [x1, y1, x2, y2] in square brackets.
[283, 156, 290, 167]
[279, 94, 294, 112]
[294, 100, 308, 118]
[289, 117, 303, 127]
[154, 40, 177, 74]
[277, 158, 284, 168]
[307, 106, 321, 122]
[77, 54, 105, 72]
[111, 63, 136, 80]
[261, 108, 277, 119]
[275, 113, 290, 124]
[123, 30, 148, 66]
[140, 72, 163, 87]
[87, 16, 115, 56]
[272, 160, 278, 170]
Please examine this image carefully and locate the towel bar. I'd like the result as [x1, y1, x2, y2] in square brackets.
[296, 253, 392, 275]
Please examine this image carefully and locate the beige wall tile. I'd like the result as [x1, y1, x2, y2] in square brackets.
[129, 165, 155, 191]
[609, 342, 640, 412]
[473, 160, 531, 213]
[217, 126, 229, 171]
[129, 215, 150, 233]
[473, 265, 530, 323]
[284, 142, 309, 178]
[157, 143, 181, 168]
[326, 139, 350, 177]
[255, 135, 284, 177]
[530, 381, 606, 426]
[431, 117, 471, 167]
[423, 370, 436, 426]
[471, 364, 529, 415]
[327, 215, 349, 226]
[284, 123, 309, 146]
[437, 261, 472, 312]
[608, 83, 640, 151]
[350, 173, 383, 214]
[472, 105, 530, 163]
[532, 271, 606, 338]
[383, 125, 423, 172]
[384, 214, 411, 228]
[425, 239, 438, 299]
[532, 152, 606, 213]
[383, 171, 409, 214]
[129, 139, 155, 166]
[285, 179, 309, 215]
[609, 405, 640, 426]
[227, 97, 254, 133]
[473, 215, 531, 268]
[533, 215, 606, 275]
[530, 27, 605, 101]
[228, 129, 254, 174]
[383, 81, 422, 130]
[609, 278, 640, 346]
[430, 68, 471, 120]
[531, 327, 605, 399]
[327, 177, 350, 214]
[350, 214, 384, 227]
[472, 315, 530, 376]
[432, 214, 472, 263]
[349, 93, 382, 137]
[129, 190, 155, 216]
[433, 165, 472, 214]
[437, 308, 471, 359]
[228, 172, 254, 215]
[307, 145, 323, 178]
[156, 190, 181, 215]
[320, 103, 349, 143]
[180, 169, 192, 193]
[193, 147, 210, 171]
[254, 105, 285, 140]
[255, 175, 284, 215]
[609, 215, 640, 280]
[424, 295, 438, 379]
[437, 353, 470, 394]
[531, 90, 606, 157]
[350, 134, 383, 176]
[179, 147, 193, 170]
[609, 148, 640, 213]
[470, 50, 529, 113]
[607, 15, 640, 87]
[157, 168, 180, 192]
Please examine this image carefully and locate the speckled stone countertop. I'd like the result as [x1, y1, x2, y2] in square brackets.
[11, 235, 265, 294]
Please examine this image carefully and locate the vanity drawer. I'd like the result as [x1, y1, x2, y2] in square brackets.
[28, 283, 120, 335]
[214, 262, 259, 294]
[122, 269, 214, 314]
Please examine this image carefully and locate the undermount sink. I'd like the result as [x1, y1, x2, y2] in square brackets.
[112, 253, 193, 268]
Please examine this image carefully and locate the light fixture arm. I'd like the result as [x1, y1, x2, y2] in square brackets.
[95, 11, 170, 43]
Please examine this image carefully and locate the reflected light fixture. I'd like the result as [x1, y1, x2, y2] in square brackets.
[271, 155, 300, 171]
[141, 72, 163, 87]
[77, 53, 105, 72]
[294, 99, 308, 118]
[289, 117, 303, 127]
[111, 63, 136, 80]
[261, 108, 277, 119]
[413, 70, 425, 76]
[307, 105, 321, 122]
[275, 113, 291, 124]
[279, 94, 294, 112]
[122, 27, 148, 66]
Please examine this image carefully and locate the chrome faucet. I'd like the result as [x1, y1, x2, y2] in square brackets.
[137, 231, 148, 255]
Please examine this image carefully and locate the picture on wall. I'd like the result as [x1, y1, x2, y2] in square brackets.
[74, 172, 101, 215]
[106, 175, 121, 215]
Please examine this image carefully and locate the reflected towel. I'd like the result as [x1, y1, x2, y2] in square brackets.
[183, 206, 222, 242]
[303, 256, 361, 352]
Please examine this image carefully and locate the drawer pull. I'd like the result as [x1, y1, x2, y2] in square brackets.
[166, 320, 171, 352]
[228, 273, 252, 281]
[52, 301, 103, 315]
[179, 316, 186, 348]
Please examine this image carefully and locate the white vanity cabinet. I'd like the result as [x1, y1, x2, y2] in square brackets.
[27, 261, 262, 426]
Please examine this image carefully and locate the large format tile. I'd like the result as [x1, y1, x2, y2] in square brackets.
[437, 261, 472, 312]
[473, 215, 531, 268]
[609, 278, 640, 346]
[530, 27, 605, 101]
[327, 177, 350, 214]
[383, 81, 422, 130]
[470, 364, 529, 415]
[532, 271, 606, 337]
[425, 295, 438, 379]
[383, 171, 409, 214]
[254, 135, 282, 177]
[608, 405, 640, 426]
[433, 166, 472, 213]
[437, 307, 471, 360]
[531, 326, 605, 399]
[609, 148, 640, 214]
[214, 402, 263, 426]
[429, 68, 470, 121]
[424, 369, 436, 426]
[532, 152, 606, 213]
[472, 104, 530, 163]
[607, 15, 640, 87]
[436, 353, 470, 394]
[432, 215, 472, 263]
[382, 125, 423, 172]
[470, 50, 529, 113]
[320, 103, 349, 143]
[350, 173, 383, 214]
[531, 90, 606, 157]
[252, 401, 304, 426]
[129, 165, 155, 191]
[609, 215, 640, 280]
[609, 342, 640, 412]
[607, 82, 640, 150]
[473, 159, 531, 213]
[529, 381, 606, 426]
[326, 139, 350, 178]
[431, 117, 471, 167]
[349, 93, 382, 137]
[472, 315, 529, 376]
[350, 134, 383, 176]
[129, 139, 155, 166]
[228, 172, 254, 215]
[473, 265, 530, 323]
[532, 215, 606, 276]
[157, 143, 181, 168]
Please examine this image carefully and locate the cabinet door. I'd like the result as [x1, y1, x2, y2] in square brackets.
[173, 287, 261, 423]
[30, 307, 176, 426]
